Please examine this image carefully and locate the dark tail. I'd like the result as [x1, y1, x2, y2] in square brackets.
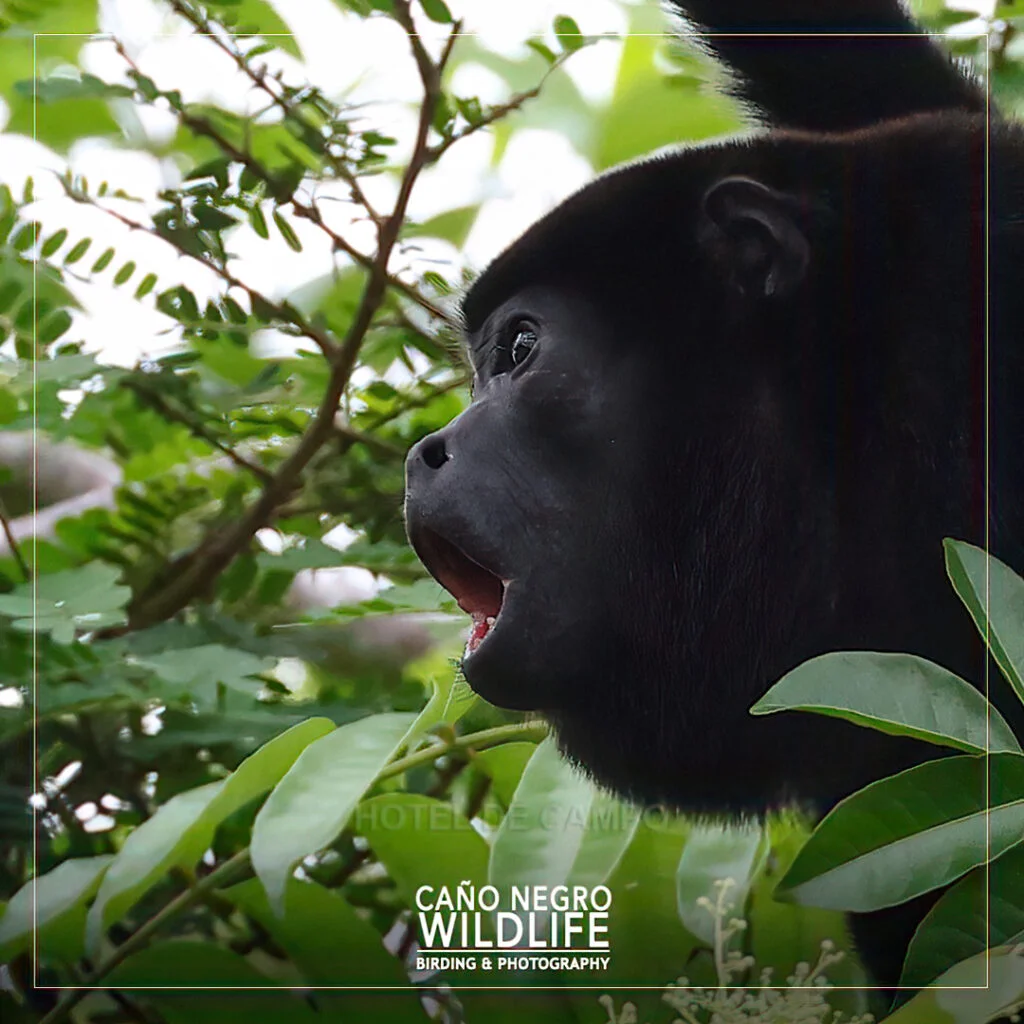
[666, 0, 986, 131]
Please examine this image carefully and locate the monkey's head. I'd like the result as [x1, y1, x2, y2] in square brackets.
[407, 146, 824, 679]
[404, 121, 977, 809]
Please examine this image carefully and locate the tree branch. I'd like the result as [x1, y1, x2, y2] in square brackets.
[115, 38, 457, 332]
[124, 10, 455, 629]
[66, 180, 340, 361]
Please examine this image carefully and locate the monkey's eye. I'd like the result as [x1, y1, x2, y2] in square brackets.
[509, 323, 538, 367]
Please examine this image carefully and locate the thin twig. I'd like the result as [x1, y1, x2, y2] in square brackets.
[123, 379, 273, 483]
[116, 38, 457, 332]
[0, 496, 30, 581]
[167, 0, 382, 223]
[426, 52, 573, 163]
[38, 848, 253, 1024]
[361, 372, 470, 432]
[68, 182, 339, 361]
[333, 422, 406, 459]
[289, 200, 455, 326]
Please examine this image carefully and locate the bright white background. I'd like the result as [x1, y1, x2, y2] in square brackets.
[9, 0, 639, 365]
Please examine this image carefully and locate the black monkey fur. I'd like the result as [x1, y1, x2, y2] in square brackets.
[405, 0, 1024, 994]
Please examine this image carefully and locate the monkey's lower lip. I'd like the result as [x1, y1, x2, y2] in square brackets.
[407, 525, 508, 641]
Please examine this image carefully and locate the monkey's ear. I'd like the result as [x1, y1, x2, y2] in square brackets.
[702, 176, 810, 298]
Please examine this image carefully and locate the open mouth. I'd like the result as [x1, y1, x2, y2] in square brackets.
[410, 528, 508, 654]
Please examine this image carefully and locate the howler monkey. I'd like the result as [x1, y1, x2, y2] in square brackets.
[404, 0, 1024, 991]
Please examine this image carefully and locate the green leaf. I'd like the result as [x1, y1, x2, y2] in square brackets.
[186, 158, 231, 188]
[405, 667, 478, 746]
[0, 281, 20, 314]
[105, 941, 321, 1023]
[38, 309, 73, 344]
[18, 72, 134, 104]
[594, 6, 739, 170]
[130, 644, 275, 702]
[223, 877, 410, 987]
[245, 203, 266, 237]
[569, 813, 697, 1022]
[526, 39, 558, 65]
[205, 0, 302, 59]
[0, 563, 130, 642]
[473, 742, 537, 806]
[675, 822, 765, 945]
[420, 0, 453, 24]
[748, 814, 866, 1006]
[553, 14, 584, 52]
[11, 221, 40, 251]
[40, 228, 67, 258]
[777, 753, 1024, 912]
[441, 673, 478, 722]
[357, 794, 499, 1020]
[358, 793, 489, 910]
[0, 6, 114, 152]
[192, 204, 238, 231]
[86, 718, 334, 951]
[0, 388, 18, 424]
[63, 237, 91, 264]
[273, 209, 303, 251]
[157, 284, 200, 322]
[113, 260, 136, 286]
[405, 204, 479, 248]
[885, 946, 1024, 1024]
[22, 352, 99, 384]
[900, 842, 1024, 991]
[751, 651, 1021, 755]
[91, 247, 115, 273]
[134, 272, 158, 299]
[945, 538, 1024, 705]
[489, 737, 640, 896]
[85, 784, 221, 952]
[251, 712, 416, 913]
[0, 855, 113, 962]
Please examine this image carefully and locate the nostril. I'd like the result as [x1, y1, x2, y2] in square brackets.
[419, 434, 450, 471]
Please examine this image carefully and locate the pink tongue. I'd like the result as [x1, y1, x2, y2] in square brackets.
[468, 614, 491, 653]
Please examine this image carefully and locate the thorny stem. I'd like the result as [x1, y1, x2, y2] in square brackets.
[37, 721, 548, 1024]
